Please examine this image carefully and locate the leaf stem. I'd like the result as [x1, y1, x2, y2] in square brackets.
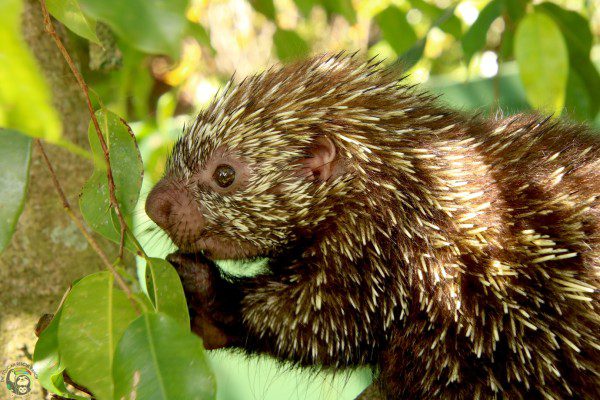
[40, 0, 129, 257]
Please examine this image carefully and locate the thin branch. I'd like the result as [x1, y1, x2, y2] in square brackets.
[35, 139, 139, 314]
[40, 0, 128, 258]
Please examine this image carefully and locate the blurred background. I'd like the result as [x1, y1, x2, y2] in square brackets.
[2, 0, 599, 399]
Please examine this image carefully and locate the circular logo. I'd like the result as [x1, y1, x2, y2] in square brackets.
[0, 362, 37, 398]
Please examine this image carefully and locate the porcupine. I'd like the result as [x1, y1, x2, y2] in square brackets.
[145, 54, 600, 399]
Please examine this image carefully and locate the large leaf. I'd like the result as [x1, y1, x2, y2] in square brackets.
[46, 0, 100, 44]
[273, 28, 310, 63]
[461, 0, 504, 64]
[113, 313, 215, 400]
[375, 6, 418, 56]
[33, 309, 87, 399]
[537, 2, 600, 118]
[79, 109, 143, 252]
[146, 258, 190, 329]
[0, 0, 62, 141]
[514, 12, 568, 114]
[0, 130, 32, 253]
[58, 272, 138, 400]
[78, 0, 188, 59]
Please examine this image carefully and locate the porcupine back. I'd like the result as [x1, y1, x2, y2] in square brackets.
[170, 54, 600, 398]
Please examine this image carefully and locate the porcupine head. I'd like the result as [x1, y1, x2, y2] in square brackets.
[146, 55, 394, 262]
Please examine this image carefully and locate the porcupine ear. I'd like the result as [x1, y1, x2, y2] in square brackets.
[301, 136, 337, 181]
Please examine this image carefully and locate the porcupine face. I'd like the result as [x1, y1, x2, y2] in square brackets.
[145, 56, 365, 261]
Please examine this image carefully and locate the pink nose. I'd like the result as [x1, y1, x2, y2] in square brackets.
[145, 179, 205, 239]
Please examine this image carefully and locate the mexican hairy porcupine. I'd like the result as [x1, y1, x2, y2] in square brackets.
[145, 54, 600, 399]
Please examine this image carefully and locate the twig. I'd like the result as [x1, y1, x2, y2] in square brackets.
[40, 0, 127, 259]
[35, 139, 139, 314]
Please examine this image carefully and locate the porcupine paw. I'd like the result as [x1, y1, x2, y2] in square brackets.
[166, 252, 235, 350]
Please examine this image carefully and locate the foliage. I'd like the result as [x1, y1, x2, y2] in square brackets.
[0, 0, 598, 399]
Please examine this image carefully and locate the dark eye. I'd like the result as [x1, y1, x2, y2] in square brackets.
[213, 164, 236, 188]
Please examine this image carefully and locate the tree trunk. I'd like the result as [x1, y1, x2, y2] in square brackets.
[0, 1, 121, 397]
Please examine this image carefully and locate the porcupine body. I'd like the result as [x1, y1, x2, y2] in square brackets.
[146, 54, 600, 399]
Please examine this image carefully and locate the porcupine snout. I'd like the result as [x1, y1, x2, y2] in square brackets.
[145, 178, 205, 246]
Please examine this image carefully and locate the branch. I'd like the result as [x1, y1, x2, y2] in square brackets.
[40, 0, 128, 259]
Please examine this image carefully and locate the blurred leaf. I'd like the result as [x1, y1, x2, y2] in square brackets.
[145, 258, 190, 329]
[79, 109, 143, 252]
[536, 2, 591, 54]
[294, 0, 316, 17]
[186, 22, 216, 55]
[250, 0, 276, 21]
[462, 0, 503, 64]
[33, 309, 87, 399]
[537, 2, 599, 118]
[78, 0, 188, 59]
[504, 0, 528, 23]
[500, 28, 514, 59]
[408, 0, 462, 38]
[0, 0, 62, 141]
[156, 92, 178, 128]
[58, 272, 138, 400]
[273, 28, 310, 63]
[46, 0, 100, 44]
[321, 0, 357, 25]
[426, 63, 529, 113]
[564, 68, 592, 120]
[397, 39, 426, 71]
[113, 313, 215, 400]
[0, 130, 31, 253]
[515, 12, 568, 114]
[375, 6, 418, 56]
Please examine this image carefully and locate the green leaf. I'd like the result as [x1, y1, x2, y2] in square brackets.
[321, 0, 357, 25]
[250, 0, 276, 21]
[78, 0, 188, 59]
[375, 6, 418, 56]
[397, 39, 427, 71]
[564, 68, 593, 121]
[504, 0, 528, 23]
[294, 0, 316, 17]
[79, 109, 143, 252]
[461, 0, 503, 64]
[146, 258, 190, 329]
[536, 2, 591, 56]
[113, 313, 215, 400]
[0, 0, 62, 141]
[58, 272, 138, 400]
[273, 28, 310, 63]
[408, 0, 462, 38]
[33, 309, 87, 399]
[537, 2, 599, 118]
[46, 0, 100, 44]
[156, 92, 178, 128]
[0, 130, 32, 253]
[514, 11, 568, 114]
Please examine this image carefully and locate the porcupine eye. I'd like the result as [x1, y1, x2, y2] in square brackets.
[213, 164, 236, 188]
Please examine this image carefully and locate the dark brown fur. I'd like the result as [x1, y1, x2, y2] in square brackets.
[146, 55, 600, 399]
